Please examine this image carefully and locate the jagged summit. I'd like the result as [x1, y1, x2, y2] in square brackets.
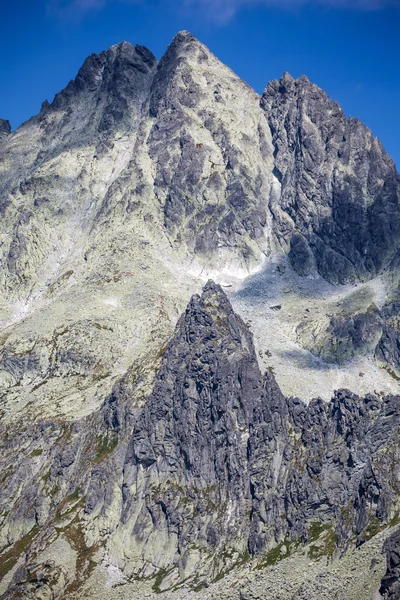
[172, 29, 197, 42]
[111, 281, 400, 585]
[0, 118, 10, 140]
[0, 32, 400, 600]
[278, 71, 295, 87]
[47, 41, 156, 113]
[166, 30, 208, 53]
[262, 66, 400, 284]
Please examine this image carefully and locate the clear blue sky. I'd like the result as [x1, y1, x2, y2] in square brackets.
[1, 0, 399, 167]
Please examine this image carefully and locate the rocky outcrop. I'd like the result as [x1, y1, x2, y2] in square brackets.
[1, 281, 400, 597]
[39, 42, 157, 144]
[1, 30, 400, 600]
[111, 280, 259, 582]
[376, 302, 400, 379]
[0, 119, 10, 142]
[262, 73, 400, 284]
[106, 283, 400, 586]
[296, 306, 384, 364]
[380, 528, 400, 599]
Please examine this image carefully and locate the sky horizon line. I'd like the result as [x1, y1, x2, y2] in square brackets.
[1, 1, 399, 167]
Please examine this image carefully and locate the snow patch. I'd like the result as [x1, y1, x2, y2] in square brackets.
[103, 297, 121, 308]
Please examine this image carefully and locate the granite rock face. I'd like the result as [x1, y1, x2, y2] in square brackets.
[376, 301, 400, 378]
[0, 119, 10, 142]
[0, 30, 400, 600]
[296, 305, 384, 364]
[113, 284, 400, 584]
[262, 72, 400, 285]
[380, 528, 400, 599]
[40, 41, 157, 144]
[140, 31, 276, 274]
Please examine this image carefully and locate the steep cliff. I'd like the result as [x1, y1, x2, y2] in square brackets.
[2, 282, 399, 598]
[262, 72, 400, 285]
[0, 31, 400, 600]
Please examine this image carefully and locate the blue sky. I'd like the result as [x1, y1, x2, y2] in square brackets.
[1, 0, 399, 166]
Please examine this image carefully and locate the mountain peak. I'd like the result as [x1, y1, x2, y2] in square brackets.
[280, 71, 295, 86]
[172, 29, 197, 43]
[109, 40, 133, 51]
[0, 118, 11, 140]
[40, 39, 157, 137]
[202, 279, 225, 297]
[164, 29, 210, 59]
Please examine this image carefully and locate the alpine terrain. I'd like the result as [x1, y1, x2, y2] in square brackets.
[0, 31, 399, 600]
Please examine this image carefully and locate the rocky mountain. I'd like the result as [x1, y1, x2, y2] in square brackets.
[0, 119, 10, 142]
[0, 31, 399, 600]
[263, 72, 400, 285]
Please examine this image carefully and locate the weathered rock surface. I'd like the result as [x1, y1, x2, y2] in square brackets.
[0, 119, 10, 142]
[262, 72, 400, 285]
[376, 301, 400, 379]
[109, 283, 400, 587]
[145, 31, 275, 273]
[380, 528, 400, 599]
[296, 304, 384, 363]
[1, 281, 400, 598]
[0, 30, 400, 600]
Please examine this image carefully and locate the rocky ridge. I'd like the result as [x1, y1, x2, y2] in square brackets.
[0, 119, 10, 142]
[0, 30, 399, 600]
[1, 282, 400, 598]
[263, 72, 400, 285]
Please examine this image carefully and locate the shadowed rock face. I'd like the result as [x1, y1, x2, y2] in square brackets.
[1, 31, 400, 600]
[0, 119, 10, 142]
[1, 281, 400, 597]
[380, 528, 400, 599]
[262, 73, 400, 285]
[40, 41, 157, 139]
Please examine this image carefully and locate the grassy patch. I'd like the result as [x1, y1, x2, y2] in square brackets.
[193, 581, 208, 592]
[255, 537, 302, 571]
[0, 526, 39, 580]
[58, 524, 101, 596]
[383, 365, 400, 382]
[54, 489, 85, 521]
[363, 516, 387, 542]
[256, 542, 288, 569]
[389, 513, 400, 528]
[29, 448, 43, 457]
[94, 433, 118, 463]
[152, 567, 175, 593]
[213, 551, 251, 582]
[308, 521, 331, 542]
[0, 466, 14, 486]
[309, 528, 337, 560]
[306, 521, 338, 560]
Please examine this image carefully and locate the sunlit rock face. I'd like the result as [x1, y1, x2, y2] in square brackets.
[0, 30, 400, 600]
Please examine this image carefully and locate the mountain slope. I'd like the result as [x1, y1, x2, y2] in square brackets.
[1, 281, 399, 598]
[263, 72, 400, 285]
[0, 30, 399, 600]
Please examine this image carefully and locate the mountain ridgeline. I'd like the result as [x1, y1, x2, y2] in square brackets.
[0, 31, 400, 600]
[1, 31, 400, 292]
